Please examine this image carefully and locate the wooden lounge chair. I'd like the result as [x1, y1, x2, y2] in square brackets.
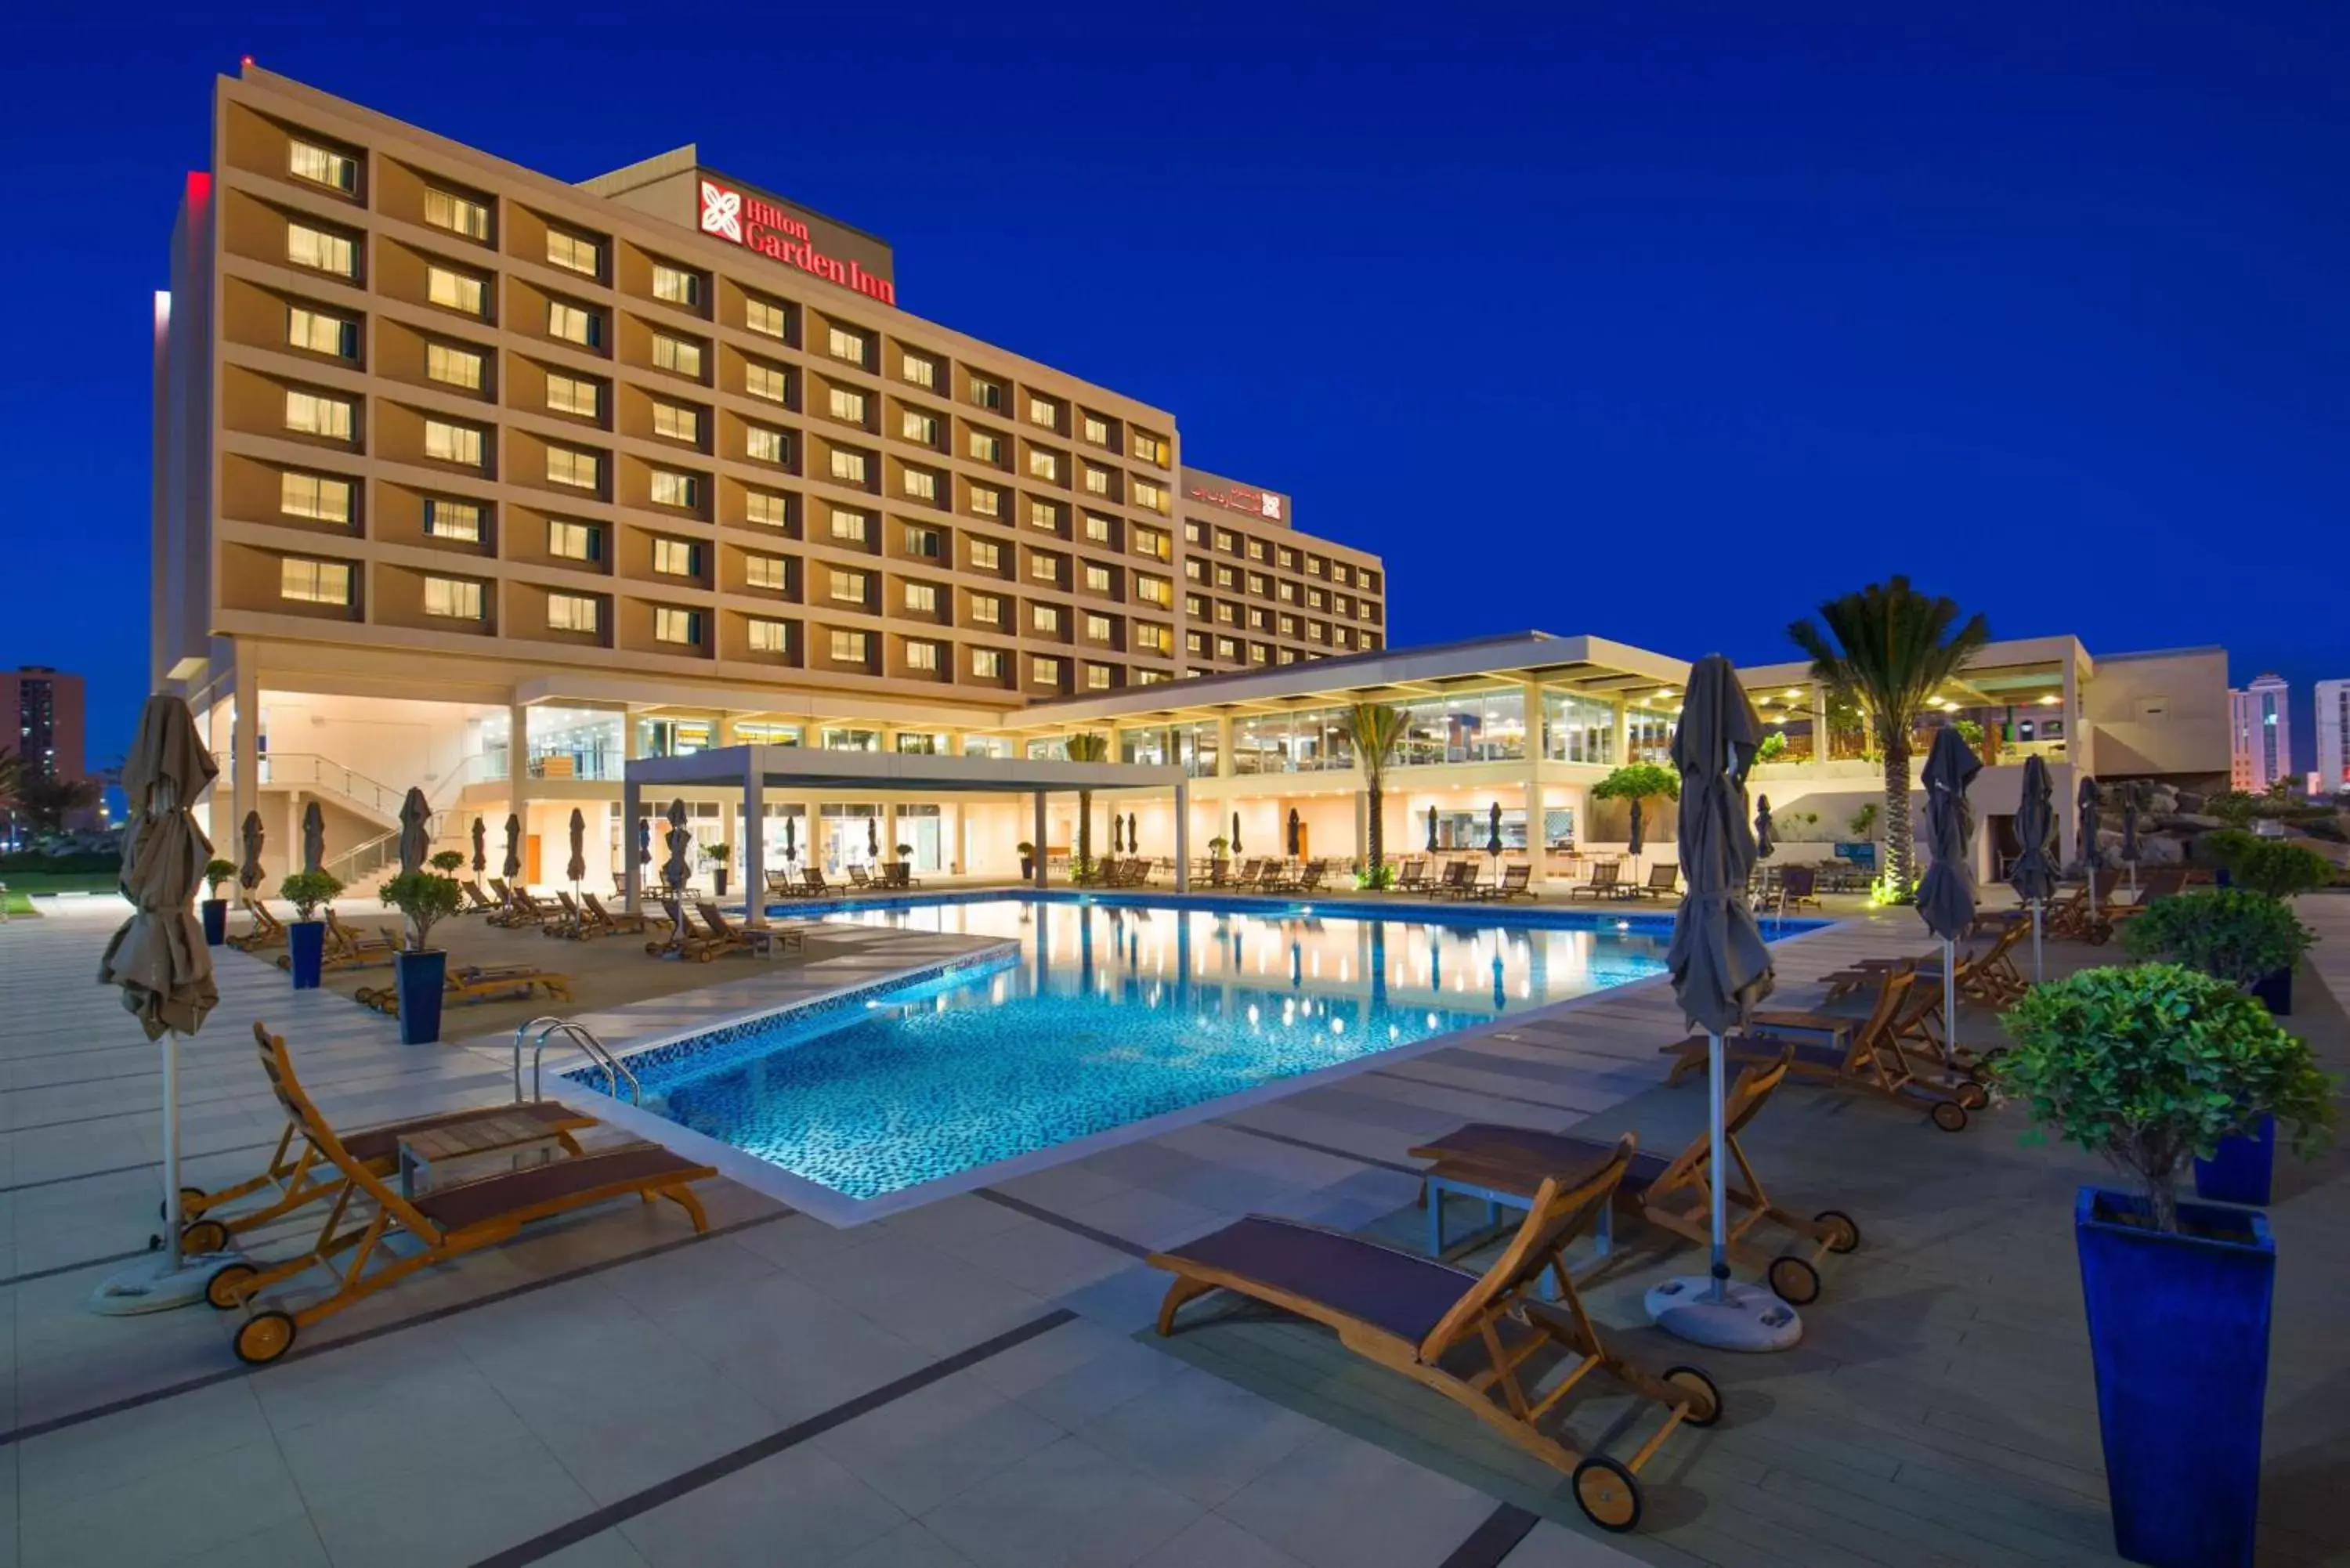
[210, 1024, 715, 1365]
[228, 897, 287, 952]
[1568, 861, 1622, 901]
[1775, 865, 1822, 912]
[1442, 862, 1486, 900]
[1149, 1140, 1720, 1532]
[765, 869, 797, 897]
[846, 865, 877, 891]
[882, 862, 923, 890]
[1392, 856, 1430, 892]
[486, 877, 511, 905]
[280, 910, 396, 972]
[1408, 1053, 1859, 1306]
[1475, 864, 1535, 901]
[460, 880, 500, 916]
[579, 892, 649, 937]
[693, 899, 804, 960]
[1661, 968, 1985, 1131]
[644, 895, 694, 959]
[800, 867, 833, 897]
[1634, 863, 1679, 900]
[173, 1023, 600, 1255]
[356, 963, 574, 1016]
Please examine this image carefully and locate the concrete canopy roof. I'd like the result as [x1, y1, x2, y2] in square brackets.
[623, 745, 1183, 795]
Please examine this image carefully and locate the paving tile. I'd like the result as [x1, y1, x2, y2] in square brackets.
[918, 1434, 1203, 1568]
[167, 1516, 334, 1568]
[1077, 1364, 1323, 1507]
[1217, 1428, 1498, 1568]
[1133, 1512, 1311, 1568]
[815, 1367, 1066, 1515]
[295, 1428, 599, 1568]
[19, 1436, 309, 1568]
[833, 1521, 982, 1567]
[1489, 1521, 1652, 1567]
[965, 1317, 1187, 1427]
[620, 1443, 906, 1567]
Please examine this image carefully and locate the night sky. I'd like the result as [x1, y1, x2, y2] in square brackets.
[5, 2, 2344, 771]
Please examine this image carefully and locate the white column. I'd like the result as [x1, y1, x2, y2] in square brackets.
[743, 758, 766, 929]
[622, 778, 642, 914]
[1812, 682, 1831, 773]
[1033, 791, 1049, 888]
[1175, 781, 1191, 891]
[2063, 655, 2090, 777]
[508, 699, 531, 887]
[231, 658, 258, 866]
[1611, 698, 1631, 771]
[1524, 678, 1553, 888]
[717, 712, 739, 869]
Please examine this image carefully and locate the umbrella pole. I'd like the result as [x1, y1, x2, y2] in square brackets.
[2031, 900, 2044, 985]
[1708, 1029, 1729, 1302]
[161, 1031, 183, 1273]
[1943, 941, 1958, 1068]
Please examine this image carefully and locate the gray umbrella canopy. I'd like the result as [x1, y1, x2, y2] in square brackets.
[1629, 796, 1646, 858]
[1916, 727, 1982, 944]
[783, 815, 797, 863]
[867, 815, 880, 859]
[1112, 815, 1124, 854]
[2009, 757, 2059, 905]
[1753, 796, 1775, 861]
[2077, 775, 2102, 876]
[1487, 802, 1503, 857]
[503, 814, 522, 880]
[663, 799, 693, 891]
[238, 811, 266, 890]
[1287, 809, 1303, 858]
[1231, 812, 1242, 855]
[99, 695, 221, 1041]
[396, 787, 432, 876]
[1426, 805, 1439, 854]
[471, 817, 486, 874]
[1666, 656, 1774, 1035]
[1127, 812, 1138, 854]
[566, 807, 588, 884]
[2120, 781, 2141, 865]
[638, 816, 653, 865]
[302, 801, 326, 875]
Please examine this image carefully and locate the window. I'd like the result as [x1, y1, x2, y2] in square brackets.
[902, 410, 938, 445]
[1277, 580, 1296, 602]
[1135, 527, 1168, 559]
[285, 222, 356, 277]
[973, 649, 1003, 678]
[423, 576, 483, 620]
[652, 403, 699, 443]
[283, 390, 352, 440]
[1131, 430, 1166, 465]
[1136, 623, 1171, 654]
[651, 334, 703, 378]
[970, 376, 1003, 410]
[547, 519, 598, 561]
[655, 608, 700, 645]
[287, 307, 358, 359]
[745, 554, 786, 591]
[1278, 649, 1296, 665]
[424, 188, 489, 240]
[545, 373, 598, 417]
[650, 470, 700, 508]
[732, 426, 781, 467]
[1307, 621, 1327, 641]
[1307, 588, 1326, 609]
[1086, 565, 1113, 593]
[1028, 447, 1061, 482]
[1083, 414, 1109, 446]
[1216, 638, 1238, 660]
[1085, 612, 1112, 641]
[1187, 632, 1205, 656]
[279, 471, 352, 523]
[1086, 663, 1112, 691]
[744, 490, 789, 529]
[1215, 566, 1235, 588]
[1216, 529, 1238, 555]
[747, 618, 789, 653]
[826, 325, 870, 366]
[1184, 521, 1203, 544]
[426, 342, 483, 390]
[650, 264, 701, 305]
[1028, 500, 1060, 532]
[289, 139, 357, 191]
[1278, 614, 1296, 636]
[1026, 395, 1059, 428]
[545, 231, 600, 276]
[1215, 602, 1236, 624]
[428, 267, 485, 316]
[653, 538, 700, 576]
[1185, 558, 1205, 581]
[1083, 464, 1112, 496]
[829, 568, 866, 603]
[546, 446, 599, 490]
[744, 295, 789, 339]
[1032, 603, 1061, 633]
[906, 641, 939, 672]
[1133, 479, 1166, 511]
[830, 630, 868, 663]
[830, 508, 870, 544]
[904, 582, 938, 613]
[828, 386, 868, 424]
[1248, 573, 1269, 595]
[744, 361, 789, 403]
[829, 448, 869, 485]
[279, 557, 352, 604]
[968, 430, 1002, 464]
[902, 525, 942, 558]
[969, 540, 1000, 571]
[1334, 564, 1353, 586]
[547, 593, 598, 632]
[969, 484, 1002, 518]
[1136, 573, 1171, 606]
[902, 352, 937, 388]
[1084, 514, 1114, 544]
[547, 301, 599, 346]
[1248, 540, 1268, 562]
[424, 419, 483, 466]
[901, 468, 937, 501]
[1032, 656, 1061, 685]
[1029, 555, 1060, 585]
[1247, 608, 1267, 629]
[970, 592, 1001, 624]
[1277, 547, 1297, 569]
[424, 497, 482, 541]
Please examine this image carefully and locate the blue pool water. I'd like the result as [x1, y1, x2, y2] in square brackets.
[570, 894, 1818, 1201]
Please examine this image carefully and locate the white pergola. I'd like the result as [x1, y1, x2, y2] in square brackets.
[621, 746, 1191, 924]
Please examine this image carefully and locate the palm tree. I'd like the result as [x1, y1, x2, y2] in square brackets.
[1788, 577, 1989, 900]
[1065, 732, 1110, 879]
[1343, 703, 1408, 883]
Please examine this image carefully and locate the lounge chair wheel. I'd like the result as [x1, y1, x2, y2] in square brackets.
[1767, 1254, 1821, 1306]
[205, 1260, 259, 1311]
[1572, 1454, 1643, 1533]
[1954, 1081, 1990, 1112]
[161, 1185, 207, 1221]
[1815, 1209, 1862, 1253]
[180, 1218, 231, 1255]
[233, 1309, 296, 1365]
[1663, 1364, 1723, 1428]
[1929, 1101, 1969, 1133]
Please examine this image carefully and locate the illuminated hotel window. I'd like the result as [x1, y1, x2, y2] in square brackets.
[649, 469, 700, 508]
[902, 468, 937, 502]
[830, 508, 869, 543]
[828, 386, 867, 424]
[1215, 566, 1235, 589]
[1277, 580, 1296, 602]
[969, 484, 1002, 517]
[1029, 555, 1061, 586]
[1185, 559, 1204, 582]
[744, 361, 790, 404]
[427, 342, 483, 391]
[285, 223, 356, 278]
[1137, 668, 1168, 685]
[745, 295, 789, 339]
[1247, 608, 1267, 630]
[424, 497, 482, 541]
[1216, 637, 1238, 660]
[830, 568, 866, 604]
[745, 555, 786, 591]
[653, 538, 699, 577]
[747, 618, 789, 653]
[969, 376, 1003, 410]
[548, 593, 598, 632]
[287, 307, 357, 359]
[1184, 521, 1202, 544]
[1032, 656, 1061, 685]
[280, 557, 352, 604]
[902, 524, 941, 558]
[1136, 573, 1171, 606]
[826, 326, 870, 367]
[424, 188, 490, 241]
[1083, 414, 1109, 446]
[1278, 649, 1296, 665]
[423, 576, 483, 620]
[655, 608, 700, 645]
[904, 582, 939, 613]
[830, 629, 868, 662]
[1085, 565, 1112, 593]
[1026, 395, 1060, 430]
[1247, 573, 1268, 595]
[548, 301, 601, 346]
[545, 230, 600, 277]
[1085, 513, 1113, 543]
[425, 420, 483, 467]
[547, 519, 598, 560]
[969, 540, 1000, 572]
[830, 448, 870, 485]
[1086, 663, 1113, 690]
[652, 403, 699, 444]
[1082, 464, 1112, 497]
[744, 490, 788, 529]
[1085, 612, 1112, 641]
[651, 333, 703, 378]
[969, 431, 1003, 464]
[1137, 623, 1171, 654]
[902, 410, 939, 445]
[746, 426, 788, 464]
[906, 641, 940, 672]
[280, 471, 352, 523]
[428, 267, 486, 316]
[1277, 547, 1297, 569]
[1132, 479, 1166, 511]
[1131, 431, 1166, 465]
[1029, 499, 1061, 532]
[546, 446, 599, 491]
[902, 351, 938, 388]
[288, 141, 356, 192]
[1278, 614, 1296, 637]
[1333, 563, 1354, 586]
[1307, 620, 1327, 641]
[970, 592, 1001, 623]
[651, 264, 701, 306]
[1249, 644, 1269, 664]
[545, 373, 598, 417]
[1028, 447, 1061, 482]
[973, 648, 1003, 677]
[1332, 626, 1354, 649]
[1186, 631, 1204, 655]
[1307, 556, 1326, 577]
[1185, 593, 1206, 617]
[1307, 587, 1325, 608]
[1032, 603, 1061, 632]
[283, 390, 352, 441]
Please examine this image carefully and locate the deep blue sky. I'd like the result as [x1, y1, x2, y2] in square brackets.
[6, 1, 2345, 771]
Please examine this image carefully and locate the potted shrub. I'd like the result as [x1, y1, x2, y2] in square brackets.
[278, 870, 344, 989]
[1016, 840, 1036, 880]
[379, 870, 463, 1045]
[2204, 830, 2332, 905]
[1994, 964, 2332, 1568]
[2123, 887, 2316, 1016]
[706, 841, 732, 898]
[431, 850, 466, 876]
[200, 858, 237, 947]
[1207, 835, 1230, 886]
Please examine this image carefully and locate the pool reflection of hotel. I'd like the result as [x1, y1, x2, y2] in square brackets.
[156, 67, 2232, 894]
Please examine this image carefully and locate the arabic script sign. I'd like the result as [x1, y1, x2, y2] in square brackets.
[1185, 480, 1285, 522]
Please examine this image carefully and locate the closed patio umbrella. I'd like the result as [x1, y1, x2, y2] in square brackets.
[302, 800, 325, 876]
[1487, 801, 1503, 858]
[2010, 756, 2059, 982]
[2077, 775, 2101, 884]
[566, 807, 587, 888]
[1231, 812, 1242, 856]
[1917, 726, 1982, 1068]
[396, 787, 432, 876]
[1754, 796, 1775, 861]
[638, 815, 653, 869]
[470, 816, 486, 876]
[1112, 815, 1124, 854]
[503, 814, 522, 882]
[2120, 780, 2142, 897]
[866, 814, 880, 864]
[1426, 804, 1439, 854]
[93, 695, 226, 1311]
[1652, 654, 1791, 1351]
[1127, 812, 1138, 856]
[663, 799, 692, 892]
[1628, 794, 1646, 874]
[1287, 808, 1303, 859]
[783, 814, 797, 865]
[238, 811, 266, 891]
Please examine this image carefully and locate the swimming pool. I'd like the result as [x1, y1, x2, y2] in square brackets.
[569, 894, 1820, 1203]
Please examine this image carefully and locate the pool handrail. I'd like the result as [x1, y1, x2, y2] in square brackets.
[515, 1014, 641, 1106]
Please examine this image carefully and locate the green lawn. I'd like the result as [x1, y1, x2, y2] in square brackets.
[0, 872, 118, 898]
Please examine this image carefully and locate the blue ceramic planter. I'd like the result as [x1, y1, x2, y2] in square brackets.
[394, 949, 446, 1046]
[2247, 966, 2292, 1017]
[2196, 1115, 2276, 1207]
[287, 920, 326, 989]
[2075, 1187, 2273, 1568]
[200, 898, 227, 947]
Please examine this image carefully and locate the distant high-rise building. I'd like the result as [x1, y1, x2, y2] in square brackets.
[0, 667, 85, 786]
[2316, 677, 2348, 795]
[2229, 672, 2292, 793]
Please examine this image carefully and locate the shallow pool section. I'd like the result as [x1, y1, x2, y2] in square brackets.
[569, 895, 1813, 1201]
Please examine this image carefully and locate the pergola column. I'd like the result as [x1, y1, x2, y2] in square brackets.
[1524, 677, 1553, 889]
[1174, 780, 1191, 891]
[742, 755, 766, 928]
[1032, 791, 1049, 888]
[508, 699, 531, 887]
[230, 659, 258, 869]
[1811, 683, 1831, 773]
[621, 777, 642, 914]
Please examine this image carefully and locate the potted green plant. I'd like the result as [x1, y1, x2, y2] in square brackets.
[201, 858, 237, 947]
[1755, 731, 1789, 764]
[431, 850, 466, 876]
[1016, 840, 1036, 880]
[2203, 829, 2333, 905]
[1994, 964, 2332, 1568]
[2123, 887, 2316, 1015]
[378, 870, 464, 1045]
[1207, 835, 1230, 886]
[705, 841, 732, 898]
[278, 869, 344, 989]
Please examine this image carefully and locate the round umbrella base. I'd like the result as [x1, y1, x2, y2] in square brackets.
[1646, 1277, 1803, 1352]
[89, 1251, 247, 1316]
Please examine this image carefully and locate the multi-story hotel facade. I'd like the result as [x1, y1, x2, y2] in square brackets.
[2315, 677, 2348, 794]
[2229, 673, 2293, 793]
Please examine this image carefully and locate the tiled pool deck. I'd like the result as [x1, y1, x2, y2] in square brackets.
[0, 889, 2342, 1566]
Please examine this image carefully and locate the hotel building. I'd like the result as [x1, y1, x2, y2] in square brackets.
[2315, 678, 2348, 794]
[2229, 673, 2293, 793]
